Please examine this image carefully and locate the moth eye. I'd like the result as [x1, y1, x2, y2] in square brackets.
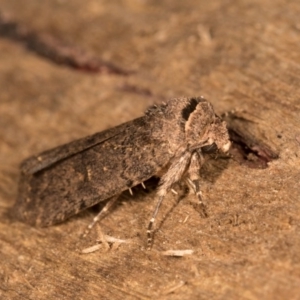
[201, 143, 218, 154]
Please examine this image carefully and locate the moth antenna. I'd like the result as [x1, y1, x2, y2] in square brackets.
[82, 196, 119, 238]
[147, 195, 164, 250]
[141, 182, 146, 189]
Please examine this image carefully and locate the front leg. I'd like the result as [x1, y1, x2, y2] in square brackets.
[147, 150, 192, 249]
[187, 151, 208, 218]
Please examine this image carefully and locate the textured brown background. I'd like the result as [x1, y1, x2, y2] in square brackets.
[1, 1, 300, 299]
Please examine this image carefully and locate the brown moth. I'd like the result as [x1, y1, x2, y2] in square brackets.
[15, 97, 231, 248]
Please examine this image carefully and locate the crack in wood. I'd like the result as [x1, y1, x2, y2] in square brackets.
[223, 112, 279, 169]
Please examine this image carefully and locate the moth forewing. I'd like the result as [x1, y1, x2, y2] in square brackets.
[20, 118, 143, 175]
[15, 97, 230, 248]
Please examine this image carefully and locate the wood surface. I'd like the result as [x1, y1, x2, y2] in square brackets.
[0, 1, 300, 299]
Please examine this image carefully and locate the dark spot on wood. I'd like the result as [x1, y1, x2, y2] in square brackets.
[0, 12, 129, 75]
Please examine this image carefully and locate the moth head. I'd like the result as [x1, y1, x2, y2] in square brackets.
[182, 97, 231, 154]
[202, 117, 231, 154]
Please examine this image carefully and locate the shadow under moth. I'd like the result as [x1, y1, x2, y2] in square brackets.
[15, 97, 231, 248]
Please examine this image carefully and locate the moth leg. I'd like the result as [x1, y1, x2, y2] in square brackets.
[171, 188, 178, 195]
[147, 195, 164, 249]
[147, 150, 192, 249]
[83, 195, 119, 238]
[187, 151, 207, 218]
[129, 188, 133, 196]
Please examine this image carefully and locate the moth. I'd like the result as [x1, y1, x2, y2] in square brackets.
[15, 97, 231, 248]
